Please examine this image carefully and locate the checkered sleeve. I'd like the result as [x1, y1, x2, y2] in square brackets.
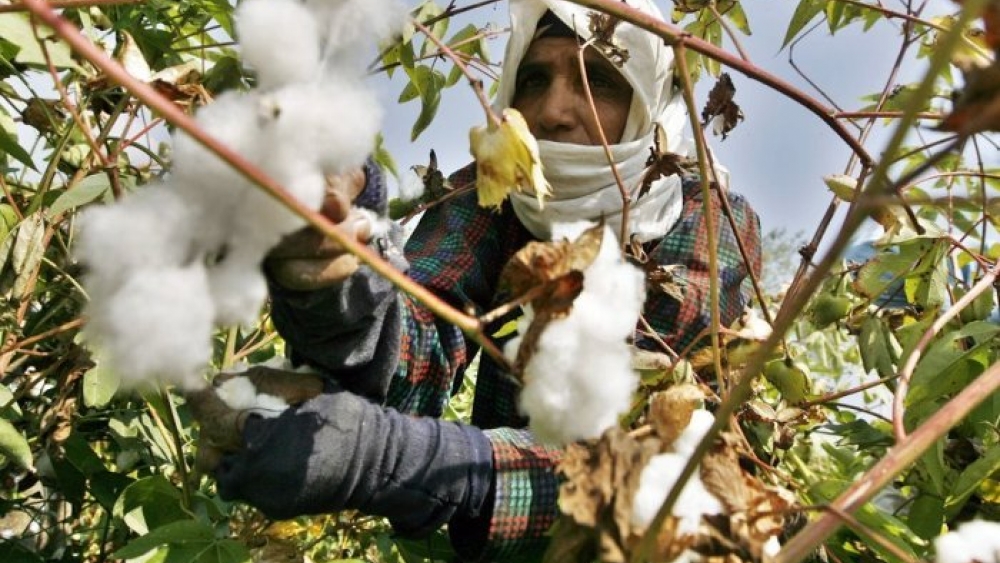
[386, 165, 534, 416]
[462, 427, 563, 562]
[640, 176, 762, 352]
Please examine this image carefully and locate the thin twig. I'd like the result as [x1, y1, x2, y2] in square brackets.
[708, 2, 751, 62]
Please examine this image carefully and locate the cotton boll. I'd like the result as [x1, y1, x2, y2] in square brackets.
[206, 249, 268, 327]
[398, 168, 426, 201]
[253, 393, 290, 417]
[630, 452, 723, 535]
[305, 0, 406, 66]
[672, 410, 715, 456]
[76, 184, 194, 301]
[263, 82, 382, 176]
[88, 265, 215, 389]
[934, 520, 1000, 563]
[215, 377, 259, 410]
[236, 0, 321, 89]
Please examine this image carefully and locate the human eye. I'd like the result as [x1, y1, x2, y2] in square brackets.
[585, 65, 623, 93]
[515, 65, 549, 94]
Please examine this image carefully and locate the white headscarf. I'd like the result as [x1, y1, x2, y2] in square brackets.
[496, 0, 716, 242]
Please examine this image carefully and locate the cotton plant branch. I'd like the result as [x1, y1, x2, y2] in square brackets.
[20, 0, 511, 370]
[631, 43, 724, 563]
[891, 258, 1000, 442]
[412, 18, 501, 128]
[562, 0, 875, 168]
[777, 358, 1000, 563]
[0, 0, 143, 13]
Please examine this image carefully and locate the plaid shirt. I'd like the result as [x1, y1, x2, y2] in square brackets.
[387, 164, 762, 561]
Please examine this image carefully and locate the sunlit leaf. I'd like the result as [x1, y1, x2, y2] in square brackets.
[113, 475, 188, 535]
[0, 416, 33, 470]
[113, 520, 250, 563]
[0, 125, 36, 171]
[906, 321, 1000, 407]
[46, 174, 113, 220]
[782, 0, 825, 48]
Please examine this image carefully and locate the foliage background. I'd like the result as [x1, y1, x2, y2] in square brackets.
[0, 0, 998, 562]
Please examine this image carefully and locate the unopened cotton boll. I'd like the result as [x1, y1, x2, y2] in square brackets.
[631, 452, 724, 535]
[935, 520, 1000, 563]
[236, 0, 321, 89]
[90, 265, 215, 390]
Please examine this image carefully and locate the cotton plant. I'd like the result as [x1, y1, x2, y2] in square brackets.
[76, 0, 404, 390]
[505, 222, 645, 444]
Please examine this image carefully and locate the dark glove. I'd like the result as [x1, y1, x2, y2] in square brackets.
[187, 367, 325, 473]
[213, 385, 494, 538]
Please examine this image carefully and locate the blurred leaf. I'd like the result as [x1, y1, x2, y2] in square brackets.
[763, 358, 811, 404]
[113, 519, 250, 563]
[0, 126, 36, 172]
[859, 315, 899, 378]
[945, 444, 1000, 518]
[113, 475, 188, 535]
[0, 13, 81, 70]
[11, 212, 45, 299]
[46, 174, 112, 220]
[782, 0, 825, 48]
[0, 542, 44, 563]
[0, 416, 33, 470]
[90, 470, 134, 511]
[83, 360, 121, 408]
[906, 321, 1000, 407]
[405, 66, 445, 141]
[907, 493, 945, 540]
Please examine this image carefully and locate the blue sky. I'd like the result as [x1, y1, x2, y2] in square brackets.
[375, 0, 968, 246]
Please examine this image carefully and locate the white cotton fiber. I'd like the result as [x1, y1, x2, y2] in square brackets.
[205, 248, 268, 327]
[87, 265, 215, 390]
[262, 82, 382, 176]
[935, 520, 1000, 563]
[215, 376, 290, 418]
[76, 183, 194, 301]
[237, 0, 321, 89]
[671, 410, 715, 456]
[514, 224, 645, 444]
[305, 0, 406, 67]
[630, 452, 724, 535]
[399, 168, 426, 202]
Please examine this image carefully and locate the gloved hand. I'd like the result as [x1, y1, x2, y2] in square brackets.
[212, 385, 495, 538]
[187, 367, 325, 473]
[265, 168, 374, 291]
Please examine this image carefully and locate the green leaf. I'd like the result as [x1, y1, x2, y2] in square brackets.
[0, 416, 33, 470]
[782, 0, 825, 48]
[906, 321, 1000, 407]
[113, 520, 250, 563]
[113, 475, 188, 535]
[907, 493, 944, 540]
[0, 13, 80, 70]
[723, 3, 751, 35]
[403, 66, 445, 141]
[84, 360, 121, 408]
[46, 174, 113, 220]
[372, 133, 398, 179]
[11, 212, 44, 300]
[0, 126, 36, 172]
[90, 470, 135, 511]
[0, 542, 44, 563]
[945, 444, 1000, 518]
[859, 315, 899, 379]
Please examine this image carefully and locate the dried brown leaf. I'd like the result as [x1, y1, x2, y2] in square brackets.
[588, 11, 630, 66]
[649, 384, 704, 446]
[701, 73, 744, 140]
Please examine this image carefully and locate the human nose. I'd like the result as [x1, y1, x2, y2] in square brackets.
[533, 80, 580, 140]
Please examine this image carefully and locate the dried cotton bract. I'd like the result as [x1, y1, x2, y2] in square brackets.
[507, 223, 644, 444]
[470, 108, 551, 210]
[77, 0, 403, 390]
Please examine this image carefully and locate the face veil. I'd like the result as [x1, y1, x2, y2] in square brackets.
[495, 0, 727, 243]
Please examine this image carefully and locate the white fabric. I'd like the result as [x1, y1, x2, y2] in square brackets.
[496, 0, 715, 242]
